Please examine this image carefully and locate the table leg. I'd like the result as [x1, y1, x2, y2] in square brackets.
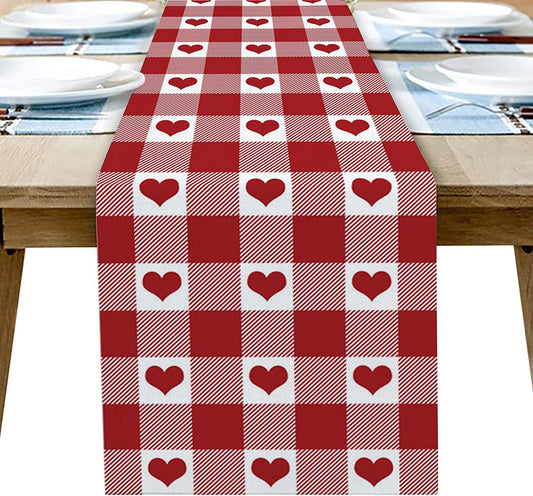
[0, 248, 24, 435]
[515, 246, 533, 386]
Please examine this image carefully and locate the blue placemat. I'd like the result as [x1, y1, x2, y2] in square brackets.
[355, 10, 533, 54]
[376, 60, 533, 135]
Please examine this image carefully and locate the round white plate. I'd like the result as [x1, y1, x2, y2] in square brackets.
[436, 55, 533, 93]
[406, 64, 533, 105]
[1, 8, 159, 35]
[0, 68, 145, 106]
[0, 57, 119, 94]
[25, 1, 150, 27]
[367, 7, 528, 33]
[389, 2, 513, 27]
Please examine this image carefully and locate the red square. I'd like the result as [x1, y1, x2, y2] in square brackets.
[141, 56, 170, 74]
[294, 216, 345, 262]
[210, 28, 242, 42]
[153, 28, 178, 42]
[399, 311, 437, 356]
[363, 93, 400, 115]
[190, 311, 241, 356]
[124, 94, 159, 116]
[188, 216, 239, 262]
[288, 142, 340, 172]
[338, 28, 364, 41]
[275, 28, 308, 41]
[213, 5, 241, 16]
[271, 5, 301, 16]
[282, 93, 326, 115]
[295, 311, 345, 356]
[100, 311, 137, 357]
[400, 404, 438, 449]
[399, 216, 436, 262]
[204, 56, 241, 74]
[329, 4, 350, 16]
[101, 142, 144, 172]
[97, 217, 134, 263]
[193, 404, 244, 449]
[278, 57, 315, 74]
[348, 56, 379, 73]
[296, 404, 347, 448]
[198, 93, 240, 116]
[384, 142, 429, 171]
[163, 6, 184, 16]
[190, 142, 240, 171]
[103, 404, 140, 449]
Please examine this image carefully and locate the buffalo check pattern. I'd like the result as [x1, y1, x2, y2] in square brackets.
[96, 0, 437, 494]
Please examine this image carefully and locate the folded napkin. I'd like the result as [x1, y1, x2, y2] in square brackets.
[377, 60, 533, 134]
[355, 9, 533, 53]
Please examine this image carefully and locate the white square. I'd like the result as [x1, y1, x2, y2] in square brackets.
[180, 16, 213, 29]
[346, 357, 399, 404]
[146, 116, 196, 143]
[139, 357, 191, 405]
[173, 41, 208, 57]
[243, 357, 295, 404]
[242, 42, 277, 57]
[241, 263, 293, 310]
[239, 172, 292, 216]
[348, 450, 399, 494]
[309, 41, 347, 58]
[328, 115, 380, 142]
[344, 172, 398, 216]
[241, 73, 281, 94]
[162, 74, 203, 94]
[240, 116, 286, 142]
[136, 263, 189, 311]
[245, 450, 296, 493]
[142, 450, 193, 494]
[317, 73, 361, 93]
[133, 172, 187, 216]
[243, 16, 273, 29]
[346, 263, 398, 311]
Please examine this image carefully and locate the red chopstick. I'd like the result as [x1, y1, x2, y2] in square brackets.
[458, 34, 533, 44]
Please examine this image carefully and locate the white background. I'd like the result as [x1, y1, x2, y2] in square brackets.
[0, 246, 532, 495]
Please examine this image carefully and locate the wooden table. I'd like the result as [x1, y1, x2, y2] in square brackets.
[1, 0, 533, 434]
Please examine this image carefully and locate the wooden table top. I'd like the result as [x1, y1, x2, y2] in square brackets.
[1, 0, 533, 211]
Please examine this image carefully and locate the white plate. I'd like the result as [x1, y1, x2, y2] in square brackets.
[0, 68, 145, 106]
[436, 55, 533, 92]
[25, 1, 150, 27]
[367, 7, 528, 33]
[406, 63, 533, 105]
[389, 2, 513, 27]
[0, 57, 119, 94]
[1, 8, 159, 35]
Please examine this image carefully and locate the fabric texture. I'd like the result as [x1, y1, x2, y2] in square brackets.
[96, 0, 437, 494]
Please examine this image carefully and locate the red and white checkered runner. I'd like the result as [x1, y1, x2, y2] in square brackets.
[96, 0, 437, 493]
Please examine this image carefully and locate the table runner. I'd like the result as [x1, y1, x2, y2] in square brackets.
[96, 0, 437, 494]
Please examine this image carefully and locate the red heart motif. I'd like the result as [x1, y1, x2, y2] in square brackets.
[139, 179, 179, 206]
[249, 365, 288, 394]
[352, 178, 392, 206]
[178, 44, 203, 54]
[246, 44, 271, 54]
[248, 271, 286, 300]
[148, 458, 187, 487]
[307, 17, 330, 26]
[247, 18, 269, 26]
[353, 365, 392, 394]
[146, 366, 184, 395]
[156, 119, 190, 137]
[324, 76, 352, 89]
[248, 0, 266, 3]
[302, 0, 321, 3]
[246, 119, 279, 136]
[314, 43, 339, 54]
[352, 271, 391, 301]
[168, 77, 197, 90]
[143, 272, 181, 301]
[252, 458, 290, 487]
[354, 458, 393, 487]
[336, 119, 370, 137]
[246, 77, 275, 90]
[185, 18, 208, 27]
[246, 178, 285, 206]
[192, 0, 210, 4]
